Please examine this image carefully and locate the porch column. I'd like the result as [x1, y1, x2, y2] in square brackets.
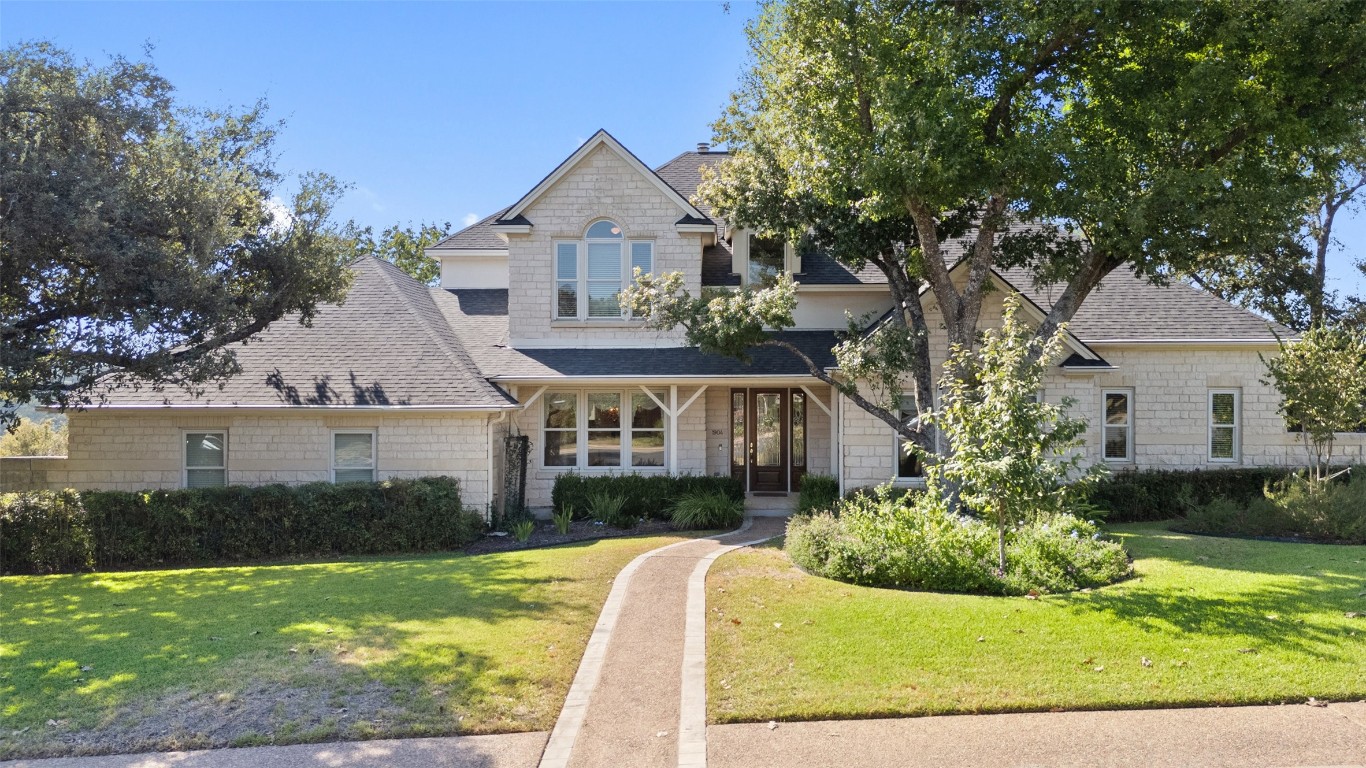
[668, 385, 679, 475]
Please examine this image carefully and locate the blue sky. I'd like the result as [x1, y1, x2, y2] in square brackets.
[5, 0, 1364, 297]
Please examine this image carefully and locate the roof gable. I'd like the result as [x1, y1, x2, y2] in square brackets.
[495, 130, 711, 228]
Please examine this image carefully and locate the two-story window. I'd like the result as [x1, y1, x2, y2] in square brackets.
[543, 390, 667, 469]
[554, 219, 653, 320]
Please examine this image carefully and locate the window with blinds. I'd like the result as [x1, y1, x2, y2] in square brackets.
[333, 432, 376, 483]
[553, 220, 653, 321]
[184, 432, 226, 488]
[1209, 390, 1241, 462]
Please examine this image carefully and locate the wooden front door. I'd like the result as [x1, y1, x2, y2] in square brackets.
[748, 389, 788, 493]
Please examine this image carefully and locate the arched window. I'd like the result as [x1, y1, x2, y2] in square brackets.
[554, 220, 654, 320]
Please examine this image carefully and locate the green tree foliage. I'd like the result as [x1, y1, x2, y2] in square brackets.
[340, 220, 453, 285]
[631, 0, 1366, 460]
[1261, 324, 1366, 481]
[928, 296, 1096, 573]
[0, 43, 353, 427]
[0, 418, 66, 457]
[1189, 133, 1366, 330]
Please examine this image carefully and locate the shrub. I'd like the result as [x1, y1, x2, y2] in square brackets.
[796, 474, 840, 515]
[0, 490, 93, 574]
[551, 473, 742, 521]
[552, 506, 574, 535]
[0, 477, 486, 575]
[671, 491, 744, 530]
[1176, 470, 1366, 543]
[786, 486, 1131, 596]
[586, 491, 635, 529]
[1086, 467, 1293, 522]
[511, 519, 536, 543]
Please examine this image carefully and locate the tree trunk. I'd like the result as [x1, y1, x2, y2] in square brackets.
[997, 514, 1008, 575]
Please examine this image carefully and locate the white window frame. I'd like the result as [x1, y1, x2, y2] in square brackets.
[551, 219, 654, 321]
[1101, 389, 1134, 463]
[892, 395, 925, 484]
[331, 429, 378, 483]
[1208, 389, 1242, 463]
[540, 389, 669, 471]
[182, 430, 227, 488]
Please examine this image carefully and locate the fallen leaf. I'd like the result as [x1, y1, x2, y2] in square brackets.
[767, 721, 779, 730]
[1141, 657, 1152, 667]
[1237, 648, 1257, 654]
[977, 636, 986, 643]
[287, 647, 299, 654]
[250, 630, 261, 636]
[802, 619, 813, 625]
[1081, 657, 1094, 665]
[656, 730, 669, 738]
[1346, 612, 1361, 619]
[730, 618, 741, 625]
[1093, 666, 1105, 672]
[78, 665, 93, 672]
[208, 636, 223, 641]
[1306, 697, 1328, 708]
[773, 622, 782, 629]
[1265, 614, 1280, 621]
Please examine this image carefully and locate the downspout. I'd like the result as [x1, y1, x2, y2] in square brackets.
[835, 388, 844, 496]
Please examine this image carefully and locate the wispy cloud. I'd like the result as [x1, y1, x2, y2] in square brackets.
[264, 196, 293, 234]
[354, 186, 387, 214]
[462, 212, 479, 227]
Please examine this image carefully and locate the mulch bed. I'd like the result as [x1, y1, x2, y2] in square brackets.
[463, 518, 681, 555]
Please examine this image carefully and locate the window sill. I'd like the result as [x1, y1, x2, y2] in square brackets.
[538, 465, 670, 474]
[890, 477, 927, 488]
[550, 319, 645, 328]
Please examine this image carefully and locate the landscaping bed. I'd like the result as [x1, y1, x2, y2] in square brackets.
[0, 533, 694, 760]
[707, 524, 1366, 724]
[464, 518, 679, 555]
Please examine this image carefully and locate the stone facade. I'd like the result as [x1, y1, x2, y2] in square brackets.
[2, 410, 497, 510]
[504, 144, 704, 347]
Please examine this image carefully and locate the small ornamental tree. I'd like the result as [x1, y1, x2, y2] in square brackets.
[1261, 324, 1366, 482]
[928, 296, 1097, 574]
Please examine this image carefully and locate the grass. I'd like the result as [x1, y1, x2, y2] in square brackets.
[707, 523, 1366, 724]
[0, 533, 694, 759]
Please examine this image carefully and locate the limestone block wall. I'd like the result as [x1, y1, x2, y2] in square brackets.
[837, 344, 1366, 491]
[5, 410, 497, 510]
[505, 145, 703, 346]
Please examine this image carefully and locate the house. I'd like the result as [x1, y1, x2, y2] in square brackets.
[6, 130, 1361, 514]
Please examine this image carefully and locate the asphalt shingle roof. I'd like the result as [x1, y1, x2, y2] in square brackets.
[100, 258, 513, 408]
[430, 207, 513, 251]
[431, 288, 837, 378]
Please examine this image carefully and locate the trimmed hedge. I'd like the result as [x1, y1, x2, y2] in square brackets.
[551, 473, 743, 521]
[1086, 467, 1295, 522]
[1, 477, 485, 575]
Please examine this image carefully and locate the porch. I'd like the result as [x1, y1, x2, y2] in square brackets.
[498, 380, 836, 514]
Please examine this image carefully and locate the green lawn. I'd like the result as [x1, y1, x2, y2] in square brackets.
[708, 524, 1366, 723]
[0, 534, 693, 759]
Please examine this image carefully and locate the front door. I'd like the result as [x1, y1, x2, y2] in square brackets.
[749, 389, 788, 493]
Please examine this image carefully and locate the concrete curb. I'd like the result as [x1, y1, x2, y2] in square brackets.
[536, 519, 756, 768]
[677, 528, 781, 768]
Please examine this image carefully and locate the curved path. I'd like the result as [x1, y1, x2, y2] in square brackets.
[537, 517, 786, 768]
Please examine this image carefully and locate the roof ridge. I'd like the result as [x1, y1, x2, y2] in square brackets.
[365, 258, 509, 403]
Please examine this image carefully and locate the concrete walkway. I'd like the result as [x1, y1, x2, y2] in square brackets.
[710, 702, 1366, 767]
[2, 732, 549, 768]
[538, 518, 786, 768]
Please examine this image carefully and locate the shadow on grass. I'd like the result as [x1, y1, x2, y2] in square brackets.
[0, 543, 615, 753]
[1058, 528, 1366, 658]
